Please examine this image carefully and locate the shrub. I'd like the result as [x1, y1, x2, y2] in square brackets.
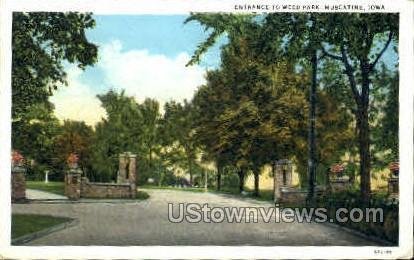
[315, 191, 399, 244]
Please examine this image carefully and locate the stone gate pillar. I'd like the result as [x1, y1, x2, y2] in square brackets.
[11, 151, 26, 202]
[128, 153, 137, 198]
[65, 153, 82, 200]
[117, 153, 128, 183]
[328, 163, 351, 192]
[273, 162, 281, 202]
[388, 162, 399, 200]
[273, 159, 292, 202]
[11, 165, 26, 202]
[65, 169, 82, 200]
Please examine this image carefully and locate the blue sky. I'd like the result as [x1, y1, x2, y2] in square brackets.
[88, 15, 221, 64]
[50, 14, 398, 126]
[51, 15, 224, 125]
[79, 15, 223, 92]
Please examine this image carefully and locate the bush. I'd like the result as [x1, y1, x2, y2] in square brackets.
[136, 190, 150, 200]
[315, 191, 399, 244]
[160, 171, 177, 186]
[383, 210, 399, 242]
[222, 172, 239, 188]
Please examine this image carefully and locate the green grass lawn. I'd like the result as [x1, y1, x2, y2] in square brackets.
[11, 214, 71, 239]
[26, 181, 65, 195]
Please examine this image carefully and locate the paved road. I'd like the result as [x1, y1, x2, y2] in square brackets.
[26, 189, 67, 200]
[12, 189, 380, 246]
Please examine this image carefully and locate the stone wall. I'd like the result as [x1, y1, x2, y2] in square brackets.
[279, 189, 307, 204]
[11, 167, 26, 202]
[329, 178, 352, 193]
[80, 178, 135, 198]
[388, 177, 398, 199]
[64, 152, 137, 200]
[65, 171, 82, 200]
[278, 187, 325, 204]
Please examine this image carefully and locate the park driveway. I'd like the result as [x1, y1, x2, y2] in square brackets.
[26, 189, 67, 200]
[12, 189, 381, 246]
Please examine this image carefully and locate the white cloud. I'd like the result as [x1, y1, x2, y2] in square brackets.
[50, 66, 107, 126]
[51, 40, 206, 126]
[99, 40, 206, 104]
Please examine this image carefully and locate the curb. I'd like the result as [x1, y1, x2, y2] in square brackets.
[322, 221, 396, 246]
[12, 218, 79, 245]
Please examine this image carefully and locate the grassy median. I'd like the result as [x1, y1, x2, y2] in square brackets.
[11, 214, 71, 239]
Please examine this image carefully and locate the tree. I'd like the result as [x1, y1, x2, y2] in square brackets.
[12, 103, 62, 179]
[257, 13, 322, 200]
[191, 30, 307, 195]
[54, 120, 94, 177]
[192, 71, 232, 191]
[92, 90, 144, 181]
[318, 13, 398, 202]
[12, 12, 98, 121]
[91, 90, 164, 183]
[139, 98, 162, 177]
[162, 100, 199, 185]
[12, 12, 98, 167]
[371, 65, 399, 165]
[187, 14, 310, 195]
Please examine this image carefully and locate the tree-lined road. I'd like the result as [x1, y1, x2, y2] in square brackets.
[13, 189, 380, 246]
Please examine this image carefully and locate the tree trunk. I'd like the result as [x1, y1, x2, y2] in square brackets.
[158, 170, 164, 187]
[253, 170, 259, 197]
[204, 169, 208, 190]
[340, 46, 372, 204]
[188, 159, 193, 186]
[149, 146, 152, 173]
[216, 166, 222, 191]
[358, 67, 371, 204]
[307, 49, 317, 201]
[357, 108, 371, 203]
[349, 154, 356, 184]
[238, 168, 245, 193]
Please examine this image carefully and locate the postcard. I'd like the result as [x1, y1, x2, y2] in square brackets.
[0, 0, 413, 259]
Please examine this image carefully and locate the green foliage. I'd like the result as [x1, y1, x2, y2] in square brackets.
[188, 13, 358, 192]
[12, 103, 63, 180]
[136, 191, 150, 200]
[54, 120, 94, 177]
[371, 65, 399, 166]
[187, 12, 398, 201]
[88, 90, 168, 183]
[221, 171, 240, 189]
[12, 12, 99, 181]
[315, 191, 398, 244]
[12, 12, 98, 121]
[161, 100, 200, 184]
[184, 13, 255, 66]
